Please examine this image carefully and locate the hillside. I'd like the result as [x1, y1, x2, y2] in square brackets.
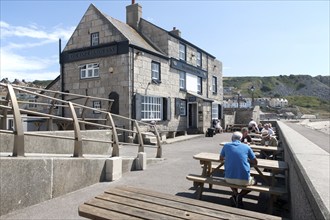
[223, 75, 329, 101]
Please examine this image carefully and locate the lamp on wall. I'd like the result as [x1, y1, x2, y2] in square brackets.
[108, 67, 114, 74]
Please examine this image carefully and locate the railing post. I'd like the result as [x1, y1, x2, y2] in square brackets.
[79, 97, 89, 130]
[106, 113, 119, 157]
[0, 93, 9, 130]
[7, 84, 25, 156]
[134, 120, 144, 153]
[68, 102, 82, 157]
[153, 125, 162, 158]
[47, 93, 58, 131]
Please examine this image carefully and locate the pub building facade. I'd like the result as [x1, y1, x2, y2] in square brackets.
[54, 2, 223, 134]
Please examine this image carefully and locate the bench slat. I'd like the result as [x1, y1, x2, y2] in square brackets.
[186, 174, 287, 195]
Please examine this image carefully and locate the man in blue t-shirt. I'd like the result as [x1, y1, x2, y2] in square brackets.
[220, 131, 258, 208]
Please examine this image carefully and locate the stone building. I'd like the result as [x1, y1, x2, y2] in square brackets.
[52, 2, 223, 134]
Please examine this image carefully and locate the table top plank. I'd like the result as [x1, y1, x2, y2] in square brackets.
[113, 186, 283, 220]
[79, 202, 142, 220]
[220, 142, 282, 152]
[193, 152, 288, 170]
[85, 197, 182, 220]
[97, 192, 221, 220]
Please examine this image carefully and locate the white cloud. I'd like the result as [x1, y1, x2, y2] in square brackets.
[0, 20, 74, 41]
[0, 21, 74, 81]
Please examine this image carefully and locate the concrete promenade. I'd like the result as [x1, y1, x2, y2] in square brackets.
[1, 133, 280, 219]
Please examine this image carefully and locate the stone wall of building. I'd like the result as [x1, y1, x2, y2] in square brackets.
[64, 5, 127, 51]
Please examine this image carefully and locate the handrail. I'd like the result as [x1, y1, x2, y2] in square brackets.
[0, 83, 163, 158]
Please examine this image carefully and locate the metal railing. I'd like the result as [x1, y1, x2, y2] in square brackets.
[0, 83, 162, 158]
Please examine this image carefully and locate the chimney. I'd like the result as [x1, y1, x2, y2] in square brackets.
[170, 27, 181, 37]
[126, 2, 142, 30]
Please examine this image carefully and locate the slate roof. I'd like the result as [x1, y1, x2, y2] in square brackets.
[98, 10, 164, 56]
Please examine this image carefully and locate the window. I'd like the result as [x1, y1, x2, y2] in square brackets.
[91, 32, 99, 46]
[179, 71, 186, 90]
[141, 96, 162, 121]
[80, 63, 99, 79]
[212, 76, 217, 94]
[179, 43, 186, 61]
[151, 61, 160, 82]
[197, 77, 202, 94]
[180, 99, 187, 116]
[196, 51, 202, 68]
[212, 103, 219, 119]
[93, 101, 101, 114]
[28, 99, 37, 108]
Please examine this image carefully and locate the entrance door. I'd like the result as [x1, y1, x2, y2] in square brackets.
[188, 103, 198, 128]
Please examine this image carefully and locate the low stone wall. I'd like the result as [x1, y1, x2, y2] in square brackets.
[0, 155, 163, 216]
[277, 121, 329, 220]
[0, 130, 112, 155]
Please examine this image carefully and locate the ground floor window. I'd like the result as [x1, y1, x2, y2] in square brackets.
[180, 99, 187, 116]
[141, 96, 162, 121]
[212, 103, 219, 119]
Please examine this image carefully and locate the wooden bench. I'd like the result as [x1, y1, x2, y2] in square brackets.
[79, 186, 284, 220]
[186, 174, 287, 214]
[205, 164, 286, 179]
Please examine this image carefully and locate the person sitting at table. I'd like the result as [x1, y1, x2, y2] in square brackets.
[260, 130, 278, 146]
[257, 123, 263, 133]
[248, 118, 258, 133]
[261, 123, 275, 136]
[220, 132, 258, 208]
[240, 127, 252, 144]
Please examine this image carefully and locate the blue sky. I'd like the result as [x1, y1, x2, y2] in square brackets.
[0, 0, 329, 81]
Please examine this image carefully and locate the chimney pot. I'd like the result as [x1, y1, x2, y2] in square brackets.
[173, 27, 176, 30]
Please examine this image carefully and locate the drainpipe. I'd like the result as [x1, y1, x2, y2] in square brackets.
[59, 38, 65, 117]
[131, 47, 135, 130]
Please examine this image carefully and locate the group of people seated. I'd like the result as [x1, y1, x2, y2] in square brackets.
[220, 119, 279, 208]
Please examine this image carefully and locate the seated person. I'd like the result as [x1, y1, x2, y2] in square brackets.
[220, 132, 258, 208]
[257, 123, 263, 133]
[261, 130, 278, 146]
[213, 119, 223, 133]
[261, 123, 275, 136]
[240, 127, 252, 143]
[248, 118, 259, 133]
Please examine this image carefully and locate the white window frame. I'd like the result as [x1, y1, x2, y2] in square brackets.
[28, 99, 37, 108]
[91, 32, 99, 46]
[212, 76, 217, 94]
[196, 51, 202, 68]
[179, 71, 186, 90]
[179, 43, 186, 61]
[212, 103, 218, 119]
[197, 77, 202, 94]
[93, 101, 101, 114]
[141, 96, 163, 121]
[180, 99, 187, 116]
[151, 61, 160, 81]
[80, 63, 99, 79]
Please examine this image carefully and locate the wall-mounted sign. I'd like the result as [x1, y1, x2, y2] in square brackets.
[188, 96, 197, 102]
[170, 58, 207, 78]
[60, 41, 129, 63]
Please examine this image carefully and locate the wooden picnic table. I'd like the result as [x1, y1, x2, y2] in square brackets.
[189, 152, 288, 213]
[219, 142, 283, 159]
[79, 186, 283, 220]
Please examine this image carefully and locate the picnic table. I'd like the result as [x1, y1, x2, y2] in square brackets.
[219, 142, 283, 159]
[187, 152, 288, 213]
[79, 186, 283, 220]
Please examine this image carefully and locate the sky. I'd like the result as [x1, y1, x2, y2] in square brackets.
[0, 0, 329, 81]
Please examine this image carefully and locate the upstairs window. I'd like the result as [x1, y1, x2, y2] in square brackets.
[179, 71, 186, 90]
[179, 43, 186, 61]
[196, 51, 202, 68]
[28, 99, 37, 108]
[197, 77, 202, 94]
[212, 76, 217, 94]
[151, 61, 161, 82]
[91, 32, 99, 46]
[80, 63, 99, 79]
